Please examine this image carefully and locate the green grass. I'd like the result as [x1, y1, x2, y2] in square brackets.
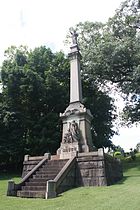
[0, 154, 140, 210]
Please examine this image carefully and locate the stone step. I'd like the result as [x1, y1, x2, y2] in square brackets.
[43, 163, 66, 167]
[43, 164, 66, 168]
[47, 159, 68, 164]
[43, 160, 68, 167]
[39, 166, 61, 171]
[33, 174, 55, 179]
[17, 190, 45, 198]
[17, 159, 68, 198]
[35, 171, 58, 175]
[29, 178, 48, 182]
[22, 186, 46, 191]
[25, 182, 47, 186]
[38, 171, 59, 176]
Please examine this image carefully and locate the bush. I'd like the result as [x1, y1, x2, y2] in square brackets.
[114, 151, 121, 156]
[130, 152, 136, 161]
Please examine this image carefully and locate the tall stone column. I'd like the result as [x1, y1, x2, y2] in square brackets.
[69, 44, 82, 103]
[57, 31, 94, 159]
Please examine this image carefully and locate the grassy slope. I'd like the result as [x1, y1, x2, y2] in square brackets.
[0, 154, 140, 210]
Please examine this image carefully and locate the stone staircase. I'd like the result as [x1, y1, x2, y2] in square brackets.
[17, 159, 68, 198]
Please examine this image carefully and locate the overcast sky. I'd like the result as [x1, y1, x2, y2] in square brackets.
[0, 0, 123, 62]
[0, 0, 140, 151]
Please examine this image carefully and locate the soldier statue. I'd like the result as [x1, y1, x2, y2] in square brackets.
[70, 30, 78, 45]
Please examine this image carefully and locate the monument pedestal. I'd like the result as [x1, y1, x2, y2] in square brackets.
[57, 102, 94, 159]
[57, 142, 79, 159]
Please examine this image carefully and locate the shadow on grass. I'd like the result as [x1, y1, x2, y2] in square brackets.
[0, 173, 21, 181]
[122, 161, 140, 173]
[121, 154, 140, 173]
[114, 176, 128, 185]
[116, 173, 140, 185]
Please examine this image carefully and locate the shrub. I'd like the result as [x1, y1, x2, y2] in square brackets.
[114, 151, 121, 156]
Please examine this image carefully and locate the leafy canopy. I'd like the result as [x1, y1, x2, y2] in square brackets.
[0, 44, 116, 168]
[69, 0, 140, 123]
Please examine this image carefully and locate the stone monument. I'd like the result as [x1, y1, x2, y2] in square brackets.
[57, 30, 94, 159]
[7, 31, 123, 199]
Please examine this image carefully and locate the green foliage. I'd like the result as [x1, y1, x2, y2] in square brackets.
[0, 46, 70, 168]
[114, 151, 122, 156]
[0, 44, 116, 168]
[83, 78, 116, 148]
[71, 0, 140, 123]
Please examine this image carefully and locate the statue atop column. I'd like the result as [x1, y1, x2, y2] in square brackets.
[57, 28, 94, 158]
[70, 30, 78, 45]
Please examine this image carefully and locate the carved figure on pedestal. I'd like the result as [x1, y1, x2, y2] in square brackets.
[63, 121, 80, 143]
[63, 129, 72, 143]
[70, 120, 79, 141]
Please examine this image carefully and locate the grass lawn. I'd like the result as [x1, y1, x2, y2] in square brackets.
[0, 154, 140, 210]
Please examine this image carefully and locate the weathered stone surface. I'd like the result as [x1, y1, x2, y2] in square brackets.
[22, 160, 40, 178]
[16, 159, 68, 199]
[22, 154, 51, 178]
[7, 180, 17, 196]
[57, 36, 93, 157]
[77, 161, 98, 169]
[75, 150, 123, 188]
[75, 151, 107, 187]
[105, 154, 123, 185]
[8, 150, 123, 199]
[46, 181, 56, 199]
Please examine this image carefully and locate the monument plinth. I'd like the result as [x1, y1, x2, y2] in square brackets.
[57, 31, 94, 159]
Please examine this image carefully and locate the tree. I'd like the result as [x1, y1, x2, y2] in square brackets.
[0, 46, 70, 168]
[0, 43, 117, 169]
[70, 0, 140, 123]
[83, 78, 116, 148]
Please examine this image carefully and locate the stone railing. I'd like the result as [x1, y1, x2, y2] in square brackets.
[22, 154, 50, 177]
[7, 154, 50, 196]
[46, 156, 76, 199]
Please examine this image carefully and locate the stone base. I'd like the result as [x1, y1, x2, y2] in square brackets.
[8, 150, 123, 199]
[57, 142, 79, 159]
[60, 101, 94, 154]
[76, 150, 107, 186]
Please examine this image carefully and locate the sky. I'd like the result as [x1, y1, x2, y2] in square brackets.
[0, 0, 140, 151]
[112, 94, 140, 151]
[0, 0, 123, 60]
